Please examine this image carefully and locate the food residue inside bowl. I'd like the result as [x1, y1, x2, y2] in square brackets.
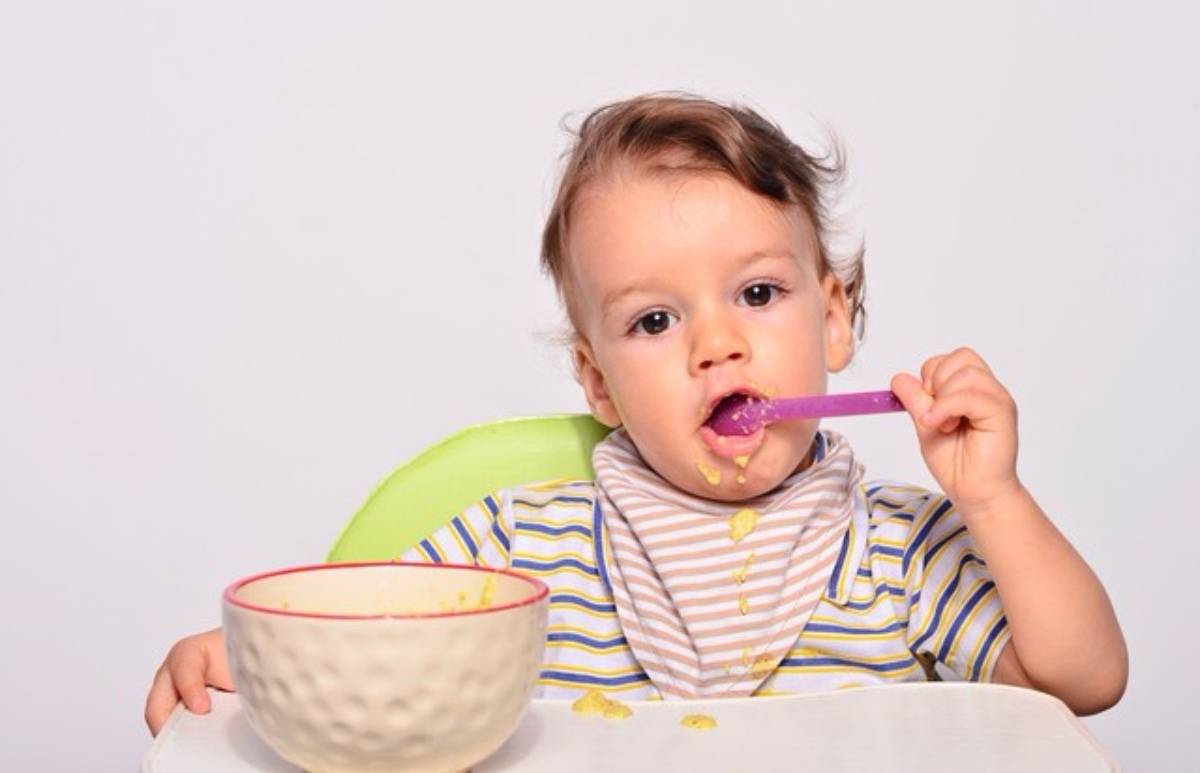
[277, 573, 502, 616]
[478, 575, 496, 609]
[571, 689, 633, 720]
[680, 713, 717, 730]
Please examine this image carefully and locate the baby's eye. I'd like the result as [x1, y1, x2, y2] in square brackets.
[631, 310, 676, 336]
[740, 283, 781, 308]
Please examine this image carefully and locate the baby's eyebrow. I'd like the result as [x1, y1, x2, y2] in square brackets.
[599, 249, 798, 317]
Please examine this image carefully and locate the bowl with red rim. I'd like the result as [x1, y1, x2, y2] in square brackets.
[222, 561, 549, 773]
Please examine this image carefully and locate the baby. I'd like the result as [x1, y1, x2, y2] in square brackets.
[145, 93, 1127, 732]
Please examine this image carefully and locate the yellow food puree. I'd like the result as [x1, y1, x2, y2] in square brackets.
[728, 508, 760, 543]
[680, 714, 717, 730]
[571, 689, 633, 720]
[696, 461, 721, 486]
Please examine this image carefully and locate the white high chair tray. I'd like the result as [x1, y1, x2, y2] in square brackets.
[142, 683, 1117, 772]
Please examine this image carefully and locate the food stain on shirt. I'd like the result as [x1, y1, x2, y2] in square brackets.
[571, 689, 633, 720]
[728, 508, 760, 543]
[738, 595, 750, 615]
[750, 655, 774, 676]
[696, 461, 722, 487]
[680, 714, 717, 730]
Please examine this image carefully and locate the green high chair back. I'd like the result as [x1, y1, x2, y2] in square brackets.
[326, 414, 612, 562]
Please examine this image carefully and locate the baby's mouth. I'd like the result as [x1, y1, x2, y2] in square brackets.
[699, 390, 767, 459]
[701, 390, 762, 434]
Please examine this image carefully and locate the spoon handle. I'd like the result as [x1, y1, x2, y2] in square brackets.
[767, 390, 904, 421]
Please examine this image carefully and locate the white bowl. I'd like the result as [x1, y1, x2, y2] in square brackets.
[222, 562, 549, 773]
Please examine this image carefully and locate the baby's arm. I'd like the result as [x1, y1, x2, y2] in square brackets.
[144, 627, 231, 735]
[892, 348, 1127, 715]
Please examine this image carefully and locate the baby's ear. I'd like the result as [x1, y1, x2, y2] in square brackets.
[822, 274, 854, 373]
[573, 338, 622, 428]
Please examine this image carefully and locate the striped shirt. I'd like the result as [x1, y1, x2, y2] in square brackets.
[401, 479, 1011, 699]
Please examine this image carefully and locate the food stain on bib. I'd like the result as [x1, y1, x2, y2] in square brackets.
[728, 508, 760, 543]
[731, 551, 756, 584]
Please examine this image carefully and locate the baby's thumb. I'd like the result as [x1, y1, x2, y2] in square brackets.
[171, 650, 213, 713]
[890, 373, 935, 437]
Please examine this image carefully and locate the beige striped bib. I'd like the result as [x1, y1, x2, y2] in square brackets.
[594, 429, 864, 699]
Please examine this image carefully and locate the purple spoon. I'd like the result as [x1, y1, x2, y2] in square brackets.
[708, 390, 904, 436]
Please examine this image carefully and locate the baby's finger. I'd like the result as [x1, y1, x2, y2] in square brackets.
[145, 666, 179, 736]
[922, 389, 1005, 431]
[931, 348, 994, 390]
[920, 355, 948, 393]
[890, 373, 937, 438]
[169, 647, 213, 715]
[936, 365, 1004, 401]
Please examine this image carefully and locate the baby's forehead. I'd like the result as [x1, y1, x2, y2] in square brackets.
[568, 170, 815, 268]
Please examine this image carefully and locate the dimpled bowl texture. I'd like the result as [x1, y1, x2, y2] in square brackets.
[222, 562, 549, 773]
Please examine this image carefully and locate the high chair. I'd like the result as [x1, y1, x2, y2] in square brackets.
[326, 414, 611, 562]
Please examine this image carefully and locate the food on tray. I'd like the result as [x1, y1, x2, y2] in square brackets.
[572, 689, 633, 720]
[680, 713, 717, 730]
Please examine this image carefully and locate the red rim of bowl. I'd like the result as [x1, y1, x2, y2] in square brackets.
[222, 561, 550, 620]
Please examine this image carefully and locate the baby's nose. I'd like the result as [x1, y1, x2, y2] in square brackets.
[689, 320, 749, 373]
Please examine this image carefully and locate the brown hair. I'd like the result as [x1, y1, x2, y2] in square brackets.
[540, 92, 866, 338]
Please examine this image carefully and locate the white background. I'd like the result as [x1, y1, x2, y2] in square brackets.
[2, 1, 1196, 769]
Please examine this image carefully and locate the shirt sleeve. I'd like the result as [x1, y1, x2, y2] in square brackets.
[904, 495, 1011, 682]
[398, 490, 512, 569]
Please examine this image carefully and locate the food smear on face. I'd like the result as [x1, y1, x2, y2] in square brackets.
[732, 454, 750, 468]
[748, 381, 778, 399]
[732, 551, 756, 584]
[681, 713, 718, 730]
[728, 508, 760, 543]
[696, 461, 722, 487]
[571, 689, 633, 720]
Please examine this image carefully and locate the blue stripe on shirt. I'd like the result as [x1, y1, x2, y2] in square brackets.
[546, 631, 628, 649]
[593, 499, 612, 592]
[515, 521, 593, 538]
[550, 593, 616, 613]
[971, 615, 1009, 680]
[778, 655, 916, 673]
[910, 553, 984, 652]
[539, 670, 650, 687]
[804, 620, 906, 636]
[937, 580, 996, 663]
[451, 517, 477, 557]
[418, 538, 443, 563]
[512, 557, 599, 576]
[904, 498, 955, 575]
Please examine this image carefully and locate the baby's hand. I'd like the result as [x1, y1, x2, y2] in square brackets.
[144, 627, 233, 736]
[890, 347, 1021, 514]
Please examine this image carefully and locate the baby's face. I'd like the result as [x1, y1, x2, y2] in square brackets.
[568, 170, 853, 500]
